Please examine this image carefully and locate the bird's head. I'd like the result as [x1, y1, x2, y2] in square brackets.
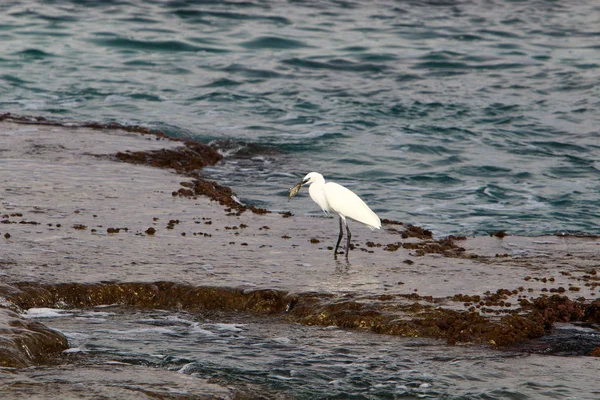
[288, 172, 323, 198]
[301, 171, 323, 185]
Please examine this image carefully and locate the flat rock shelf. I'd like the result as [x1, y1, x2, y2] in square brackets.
[1, 120, 599, 398]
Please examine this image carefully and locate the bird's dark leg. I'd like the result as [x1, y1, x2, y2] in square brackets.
[334, 216, 344, 258]
[345, 222, 351, 260]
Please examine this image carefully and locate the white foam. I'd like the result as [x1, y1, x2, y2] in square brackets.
[104, 95, 129, 103]
[0, 296, 16, 309]
[63, 347, 85, 353]
[210, 323, 245, 332]
[191, 326, 216, 336]
[271, 375, 295, 381]
[75, 317, 107, 323]
[64, 332, 89, 340]
[82, 311, 114, 317]
[23, 308, 73, 318]
[178, 362, 196, 374]
[106, 327, 176, 335]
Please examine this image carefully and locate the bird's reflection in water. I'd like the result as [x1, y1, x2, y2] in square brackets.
[334, 258, 351, 274]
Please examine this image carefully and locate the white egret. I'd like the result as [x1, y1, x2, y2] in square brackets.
[289, 172, 381, 259]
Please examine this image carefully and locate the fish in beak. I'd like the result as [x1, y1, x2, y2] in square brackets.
[288, 178, 307, 199]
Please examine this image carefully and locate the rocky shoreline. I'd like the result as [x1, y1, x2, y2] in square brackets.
[1, 115, 599, 373]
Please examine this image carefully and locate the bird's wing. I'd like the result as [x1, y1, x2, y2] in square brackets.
[324, 182, 381, 229]
[308, 180, 331, 213]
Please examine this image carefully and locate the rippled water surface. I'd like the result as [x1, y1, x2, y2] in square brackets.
[24, 307, 600, 399]
[1, 0, 599, 235]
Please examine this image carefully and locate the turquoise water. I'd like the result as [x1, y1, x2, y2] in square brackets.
[1, 0, 599, 236]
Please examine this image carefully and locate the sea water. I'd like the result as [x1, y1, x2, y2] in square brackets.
[2, 3, 600, 397]
[0, 0, 599, 235]
[21, 306, 600, 399]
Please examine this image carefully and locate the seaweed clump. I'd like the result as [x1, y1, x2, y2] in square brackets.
[115, 142, 222, 173]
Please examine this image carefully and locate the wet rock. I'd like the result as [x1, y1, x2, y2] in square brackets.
[383, 242, 402, 251]
[508, 323, 600, 356]
[2, 116, 600, 363]
[0, 307, 68, 368]
[115, 144, 221, 173]
[381, 219, 404, 226]
[8, 283, 288, 316]
[174, 178, 269, 215]
[401, 236, 466, 256]
[0, 364, 237, 399]
[107, 227, 127, 234]
[401, 225, 433, 239]
[166, 219, 180, 230]
[448, 235, 467, 241]
[4, 282, 600, 350]
[0, 112, 171, 139]
[110, 130, 269, 216]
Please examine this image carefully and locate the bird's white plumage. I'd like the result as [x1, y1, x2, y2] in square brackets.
[306, 172, 330, 212]
[303, 172, 381, 229]
[325, 182, 381, 229]
[289, 171, 381, 258]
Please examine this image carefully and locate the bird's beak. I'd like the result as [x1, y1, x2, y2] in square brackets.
[288, 179, 306, 199]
